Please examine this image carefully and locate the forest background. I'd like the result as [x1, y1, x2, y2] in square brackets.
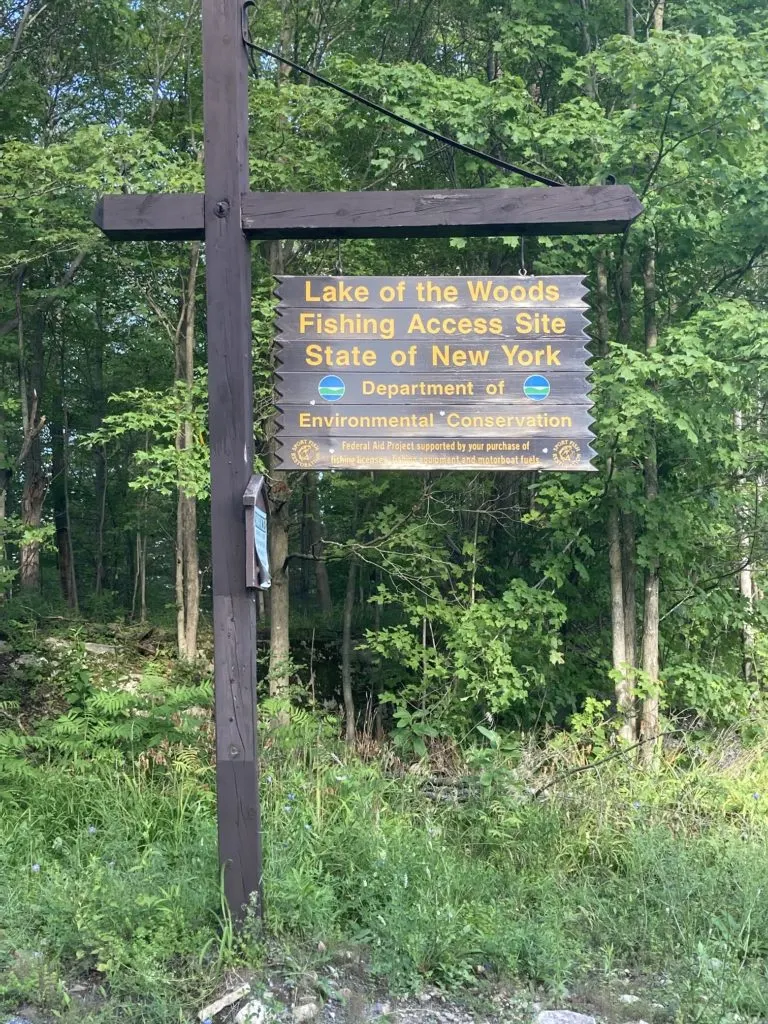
[2, 1, 768, 1023]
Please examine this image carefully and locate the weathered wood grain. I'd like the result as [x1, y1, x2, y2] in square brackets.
[95, 185, 642, 241]
[245, 185, 642, 238]
[93, 194, 205, 240]
[203, 0, 262, 923]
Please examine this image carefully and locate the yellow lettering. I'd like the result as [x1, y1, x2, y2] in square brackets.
[466, 279, 492, 301]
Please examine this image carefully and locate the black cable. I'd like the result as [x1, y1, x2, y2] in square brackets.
[242, 1, 563, 188]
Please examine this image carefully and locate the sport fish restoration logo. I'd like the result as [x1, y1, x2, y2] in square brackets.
[273, 275, 595, 472]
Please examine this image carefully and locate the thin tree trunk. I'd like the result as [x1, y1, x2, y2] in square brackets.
[621, 511, 637, 669]
[140, 533, 147, 622]
[175, 498, 187, 657]
[131, 531, 141, 621]
[19, 303, 46, 592]
[617, 246, 632, 344]
[92, 317, 107, 596]
[597, 253, 634, 739]
[734, 410, 755, 684]
[305, 471, 332, 615]
[651, 0, 664, 32]
[576, 0, 596, 99]
[608, 504, 634, 740]
[268, 477, 291, 694]
[95, 446, 107, 595]
[625, 0, 635, 37]
[62, 410, 77, 611]
[266, 240, 292, 695]
[51, 335, 77, 610]
[639, 245, 660, 762]
[51, 420, 75, 608]
[174, 243, 200, 661]
[342, 556, 358, 745]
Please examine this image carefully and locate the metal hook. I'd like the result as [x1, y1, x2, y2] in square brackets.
[519, 235, 528, 276]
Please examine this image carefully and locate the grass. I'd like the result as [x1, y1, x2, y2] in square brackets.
[2, 663, 768, 1022]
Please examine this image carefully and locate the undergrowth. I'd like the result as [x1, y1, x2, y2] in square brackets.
[1, 647, 768, 1022]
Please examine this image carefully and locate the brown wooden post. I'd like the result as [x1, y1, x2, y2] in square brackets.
[202, 0, 262, 921]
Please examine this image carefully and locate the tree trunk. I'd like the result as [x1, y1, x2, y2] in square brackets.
[174, 243, 200, 661]
[342, 556, 358, 745]
[92, 315, 107, 596]
[268, 476, 291, 694]
[576, 0, 596, 99]
[51, 420, 77, 609]
[50, 335, 77, 610]
[734, 410, 755, 685]
[19, 305, 46, 592]
[617, 246, 632, 344]
[608, 504, 635, 740]
[621, 511, 637, 669]
[597, 253, 635, 739]
[305, 472, 332, 615]
[0, 399, 10, 595]
[651, 0, 664, 31]
[639, 246, 660, 762]
[266, 240, 293, 696]
[625, 0, 635, 37]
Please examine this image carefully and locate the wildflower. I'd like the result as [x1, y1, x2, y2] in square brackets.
[632, 801, 641, 810]
[265, 775, 274, 784]
[31, 863, 40, 873]
[304, 823, 311, 830]
[283, 805, 293, 814]
[753, 792, 760, 800]
[87, 825, 97, 835]
[287, 792, 296, 801]
[203, 1019, 213, 1024]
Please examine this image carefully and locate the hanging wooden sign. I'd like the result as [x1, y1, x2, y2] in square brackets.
[274, 275, 595, 472]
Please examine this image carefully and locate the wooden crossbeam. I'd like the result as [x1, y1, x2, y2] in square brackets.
[94, 185, 642, 241]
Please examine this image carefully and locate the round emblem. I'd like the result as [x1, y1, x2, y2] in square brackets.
[291, 439, 320, 468]
[552, 439, 582, 465]
[523, 374, 551, 401]
[318, 375, 346, 402]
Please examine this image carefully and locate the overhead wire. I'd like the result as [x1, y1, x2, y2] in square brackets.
[241, 0, 563, 188]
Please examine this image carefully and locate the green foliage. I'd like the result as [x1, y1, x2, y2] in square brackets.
[84, 371, 210, 499]
[5, 703, 768, 1019]
[368, 574, 567, 737]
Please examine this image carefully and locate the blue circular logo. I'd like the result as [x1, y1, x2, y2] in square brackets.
[318, 375, 346, 402]
[523, 375, 551, 401]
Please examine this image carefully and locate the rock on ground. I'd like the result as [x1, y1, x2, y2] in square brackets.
[235, 999, 268, 1024]
[535, 1013, 597, 1024]
[292, 1004, 320, 1023]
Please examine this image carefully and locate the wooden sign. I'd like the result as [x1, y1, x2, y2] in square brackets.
[93, 0, 641, 922]
[275, 275, 589, 308]
[277, 306, 589, 342]
[274, 275, 595, 472]
[276, 435, 597, 471]
[276, 371, 593, 405]
[276, 340, 591, 373]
